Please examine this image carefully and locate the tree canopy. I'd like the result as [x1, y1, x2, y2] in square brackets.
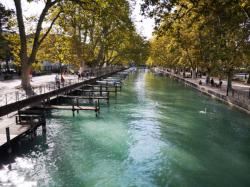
[0, 3, 14, 66]
[143, 0, 250, 86]
[4, 0, 149, 90]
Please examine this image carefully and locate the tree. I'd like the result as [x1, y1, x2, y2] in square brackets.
[13, 0, 62, 90]
[143, 0, 250, 92]
[55, 0, 148, 69]
[0, 3, 14, 72]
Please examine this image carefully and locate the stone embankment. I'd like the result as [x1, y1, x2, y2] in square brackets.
[156, 69, 250, 114]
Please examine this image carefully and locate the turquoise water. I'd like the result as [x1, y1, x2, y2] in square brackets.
[1, 70, 250, 187]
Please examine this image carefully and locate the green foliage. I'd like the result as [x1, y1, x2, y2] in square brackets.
[0, 3, 14, 32]
[54, 0, 149, 68]
[145, 0, 250, 81]
[32, 61, 42, 72]
[10, 0, 149, 78]
[0, 3, 14, 62]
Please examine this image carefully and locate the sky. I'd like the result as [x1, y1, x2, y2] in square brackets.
[0, 0, 155, 40]
[130, 0, 155, 39]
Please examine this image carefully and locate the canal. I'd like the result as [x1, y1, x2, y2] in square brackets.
[1, 69, 250, 187]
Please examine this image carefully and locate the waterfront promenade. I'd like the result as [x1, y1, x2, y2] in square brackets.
[0, 73, 79, 107]
[159, 70, 250, 113]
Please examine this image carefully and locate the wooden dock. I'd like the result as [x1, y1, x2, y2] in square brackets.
[0, 109, 46, 153]
[0, 68, 129, 154]
[40, 105, 97, 110]
[36, 104, 100, 117]
[0, 125, 30, 147]
[84, 84, 121, 90]
[80, 83, 122, 95]
[59, 95, 108, 100]
[59, 95, 109, 104]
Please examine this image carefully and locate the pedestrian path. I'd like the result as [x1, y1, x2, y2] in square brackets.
[160, 70, 250, 113]
[0, 74, 85, 107]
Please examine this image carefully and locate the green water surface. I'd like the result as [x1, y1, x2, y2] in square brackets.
[1, 70, 250, 187]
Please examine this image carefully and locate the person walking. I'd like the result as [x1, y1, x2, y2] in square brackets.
[211, 78, 214, 86]
[55, 74, 60, 88]
[61, 74, 65, 86]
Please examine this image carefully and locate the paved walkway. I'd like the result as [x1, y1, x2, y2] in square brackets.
[0, 74, 87, 107]
[0, 74, 77, 94]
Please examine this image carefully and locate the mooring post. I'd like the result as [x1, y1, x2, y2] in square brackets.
[15, 116, 18, 124]
[6, 127, 12, 154]
[106, 82, 108, 91]
[115, 85, 117, 97]
[95, 101, 98, 117]
[76, 99, 79, 114]
[89, 91, 91, 103]
[72, 104, 75, 117]
[100, 85, 103, 96]
[42, 120, 46, 134]
[17, 109, 21, 124]
[107, 91, 110, 105]
[33, 127, 37, 138]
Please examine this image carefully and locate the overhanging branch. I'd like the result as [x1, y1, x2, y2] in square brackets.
[38, 11, 62, 45]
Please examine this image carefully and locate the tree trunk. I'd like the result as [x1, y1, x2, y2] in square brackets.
[14, 0, 58, 91]
[21, 62, 31, 90]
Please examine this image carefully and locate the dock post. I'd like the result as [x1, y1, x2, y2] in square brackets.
[6, 127, 12, 154]
[97, 100, 100, 115]
[77, 99, 79, 114]
[72, 105, 75, 117]
[95, 101, 98, 117]
[107, 91, 110, 105]
[115, 85, 117, 97]
[15, 116, 19, 124]
[42, 120, 46, 134]
[33, 126, 37, 138]
[100, 85, 103, 96]
[89, 92, 92, 103]
[106, 82, 108, 91]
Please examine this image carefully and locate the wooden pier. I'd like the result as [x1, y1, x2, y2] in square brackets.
[37, 103, 100, 117]
[0, 68, 130, 155]
[0, 109, 46, 154]
[59, 94, 109, 104]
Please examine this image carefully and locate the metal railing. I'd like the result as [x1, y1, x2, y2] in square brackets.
[154, 69, 250, 104]
[0, 66, 122, 107]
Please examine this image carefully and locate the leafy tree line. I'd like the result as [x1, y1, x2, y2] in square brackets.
[142, 0, 250, 92]
[0, 3, 14, 72]
[1, 0, 149, 90]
